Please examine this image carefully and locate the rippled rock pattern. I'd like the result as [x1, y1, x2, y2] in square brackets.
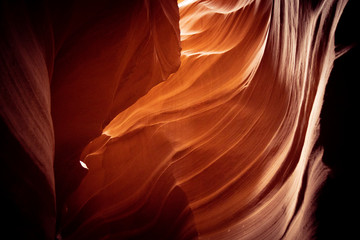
[0, 0, 348, 239]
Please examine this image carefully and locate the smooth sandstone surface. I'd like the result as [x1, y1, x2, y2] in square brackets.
[0, 0, 349, 239]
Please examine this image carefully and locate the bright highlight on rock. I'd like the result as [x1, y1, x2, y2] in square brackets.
[0, 0, 348, 239]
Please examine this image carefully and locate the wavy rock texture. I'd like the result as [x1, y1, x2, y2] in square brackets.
[1, 0, 181, 238]
[0, 0, 348, 239]
[50, 0, 181, 220]
[0, 1, 55, 239]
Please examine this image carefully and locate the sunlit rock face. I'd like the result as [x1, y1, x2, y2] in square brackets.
[1, 0, 181, 238]
[49, 0, 181, 222]
[0, 0, 348, 239]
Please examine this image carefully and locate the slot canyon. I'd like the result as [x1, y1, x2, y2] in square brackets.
[0, 0, 357, 239]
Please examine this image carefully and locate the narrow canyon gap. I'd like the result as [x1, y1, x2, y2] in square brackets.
[0, 0, 350, 239]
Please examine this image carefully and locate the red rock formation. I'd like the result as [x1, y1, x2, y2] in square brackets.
[0, 0, 348, 239]
[49, 0, 181, 223]
[0, 1, 55, 238]
[1, 0, 181, 238]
